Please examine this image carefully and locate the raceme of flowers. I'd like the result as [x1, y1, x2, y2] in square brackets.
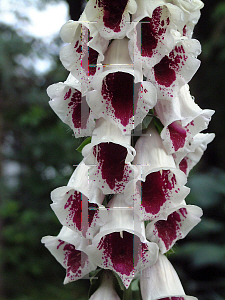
[42, 0, 215, 299]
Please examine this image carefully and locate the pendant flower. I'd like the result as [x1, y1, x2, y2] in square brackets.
[146, 204, 202, 253]
[125, 125, 190, 221]
[172, 0, 204, 12]
[155, 84, 215, 154]
[82, 118, 137, 194]
[140, 253, 197, 300]
[127, 1, 183, 71]
[147, 38, 201, 99]
[89, 270, 121, 300]
[86, 194, 159, 288]
[47, 73, 95, 138]
[42, 0, 214, 297]
[173, 0, 204, 38]
[50, 161, 106, 239]
[85, 0, 137, 40]
[173, 132, 215, 175]
[67, 161, 105, 205]
[59, 12, 109, 92]
[41, 226, 97, 284]
[87, 38, 157, 134]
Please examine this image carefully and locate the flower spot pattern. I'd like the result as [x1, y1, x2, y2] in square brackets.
[140, 7, 169, 58]
[96, 0, 129, 32]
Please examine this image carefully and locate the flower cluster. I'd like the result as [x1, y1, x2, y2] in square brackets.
[42, 0, 214, 299]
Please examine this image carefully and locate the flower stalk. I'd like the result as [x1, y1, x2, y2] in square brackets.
[42, 0, 214, 299]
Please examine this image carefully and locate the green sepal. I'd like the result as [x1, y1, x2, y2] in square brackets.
[102, 194, 114, 207]
[165, 247, 175, 256]
[142, 115, 153, 130]
[113, 271, 126, 292]
[149, 108, 154, 115]
[130, 279, 142, 300]
[144, 220, 151, 228]
[123, 279, 142, 300]
[122, 283, 132, 300]
[76, 136, 91, 153]
[89, 268, 103, 284]
[154, 117, 164, 134]
[88, 269, 103, 299]
[112, 272, 124, 300]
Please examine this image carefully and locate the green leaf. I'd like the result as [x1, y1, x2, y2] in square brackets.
[76, 136, 91, 153]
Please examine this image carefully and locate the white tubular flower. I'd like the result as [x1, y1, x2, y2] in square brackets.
[84, 0, 137, 40]
[82, 118, 137, 194]
[67, 161, 105, 205]
[86, 194, 159, 289]
[59, 12, 109, 92]
[89, 270, 120, 300]
[50, 161, 107, 239]
[172, 0, 204, 12]
[41, 226, 97, 284]
[155, 84, 215, 154]
[146, 204, 202, 253]
[42, 0, 214, 297]
[147, 37, 201, 100]
[181, 8, 202, 38]
[127, 1, 184, 71]
[169, 0, 204, 38]
[173, 132, 215, 175]
[140, 253, 197, 300]
[47, 73, 95, 138]
[87, 38, 157, 134]
[124, 125, 190, 221]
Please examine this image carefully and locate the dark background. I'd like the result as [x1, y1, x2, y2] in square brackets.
[0, 0, 225, 299]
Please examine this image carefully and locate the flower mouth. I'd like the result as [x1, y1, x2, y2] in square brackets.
[97, 0, 129, 32]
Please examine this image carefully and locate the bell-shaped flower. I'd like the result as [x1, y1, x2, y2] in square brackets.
[84, 0, 137, 40]
[86, 194, 159, 288]
[82, 118, 137, 194]
[50, 161, 107, 239]
[181, 9, 201, 38]
[180, 6, 203, 39]
[89, 270, 120, 300]
[146, 204, 202, 253]
[127, 1, 184, 72]
[47, 73, 95, 138]
[87, 38, 157, 134]
[59, 12, 109, 92]
[173, 132, 215, 175]
[41, 226, 97, 284]
[168, 0, 204, 38]
[125, 125, 190, 221]
[172, 0, 204, 12]
[147, 37, 201, 99]
[155, 84, 215, 154]
[140, 253, 197, 300]
[67, 161, 105, 205]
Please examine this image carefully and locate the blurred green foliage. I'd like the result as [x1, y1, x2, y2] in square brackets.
[0, 0, 225, 299]
[169, 168, 225, 300]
